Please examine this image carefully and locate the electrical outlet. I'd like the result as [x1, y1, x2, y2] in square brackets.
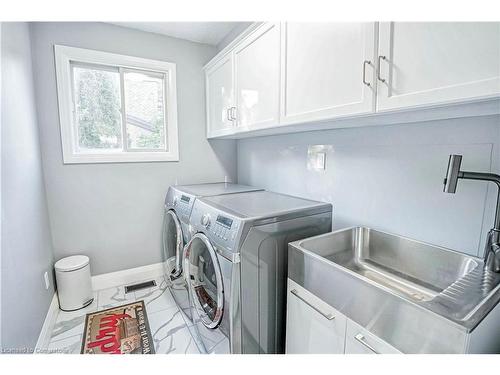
[43, 271, 50, 290]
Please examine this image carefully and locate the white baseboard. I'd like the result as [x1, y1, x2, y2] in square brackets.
[34, 293, 59, 353]
[91, 262, 165, 291]
[34, 262, 164, 352]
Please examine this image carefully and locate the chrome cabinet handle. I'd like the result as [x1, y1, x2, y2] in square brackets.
[354, 333, 379, 354]
[377, 55, 387, 83]
[362, 60, 372, 87]
[290, 289, 335, 320]
[226, 108, 232, 121]
[231, 107, 237, 121]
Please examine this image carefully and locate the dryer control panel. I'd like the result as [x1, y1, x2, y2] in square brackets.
[164, 188, 195, 224]
[175, 194, 192, 219]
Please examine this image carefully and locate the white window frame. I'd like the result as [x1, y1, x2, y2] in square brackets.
[54, 45, 179, 164]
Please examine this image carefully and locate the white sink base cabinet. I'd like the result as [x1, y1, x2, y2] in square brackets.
[285, 279, 500, 354]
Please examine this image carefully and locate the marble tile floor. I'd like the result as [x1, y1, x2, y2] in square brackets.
[44, 275, 207, 354]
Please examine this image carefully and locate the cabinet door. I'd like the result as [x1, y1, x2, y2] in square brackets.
[233, 22, 281, 130]
[280, 22, 376, 125]
[285, 280, 346, 354]
[205, 53, 234, 137]
[345, 320, 401, 354]
[377, 22, 500, 111]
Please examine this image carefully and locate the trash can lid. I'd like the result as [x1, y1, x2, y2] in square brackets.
[55, 255, 90, 272]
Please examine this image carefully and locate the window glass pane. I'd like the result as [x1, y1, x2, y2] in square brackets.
[124, 70, 166, 150]
[72, 64, 122, 150]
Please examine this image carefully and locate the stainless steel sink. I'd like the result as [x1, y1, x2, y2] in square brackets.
[288, 227, 500, 353]
[302, 227, 478, 302]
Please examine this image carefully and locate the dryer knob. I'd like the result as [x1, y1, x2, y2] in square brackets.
[201, 214, 211, 228]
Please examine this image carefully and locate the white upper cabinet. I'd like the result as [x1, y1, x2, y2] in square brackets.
[281, 22, 377, 124]
[206, 53, 235, 137]
[233, 23, 281, 130]
[376, 22, 500, 111]
[204, 22, 500, 139]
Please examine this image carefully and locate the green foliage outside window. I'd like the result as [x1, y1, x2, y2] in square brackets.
[75, 68, 122, 149]
[74, 66, 166, 151]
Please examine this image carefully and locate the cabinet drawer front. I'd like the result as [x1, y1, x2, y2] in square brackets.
[345, 320, 401, 354]
[286, 280, 347, 354]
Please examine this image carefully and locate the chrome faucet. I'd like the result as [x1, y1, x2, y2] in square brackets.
[443, 155, 500, 272]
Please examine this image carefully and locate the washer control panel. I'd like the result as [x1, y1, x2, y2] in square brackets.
[213, 214, 233, 241]
[201, 213, 211, 228]
[190, 199, 242, 251]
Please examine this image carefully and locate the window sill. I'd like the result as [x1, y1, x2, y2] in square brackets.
[62, 151, 179, 164]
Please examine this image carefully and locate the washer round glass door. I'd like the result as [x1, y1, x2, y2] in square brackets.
[185, 233, 224, 329]
[162, 209, 184, 279]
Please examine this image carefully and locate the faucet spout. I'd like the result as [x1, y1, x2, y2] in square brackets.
[443, 154, 462, 194]
[459, 171, 500, 232]
[443, 155, 500, 272]
[485, 230, 500, 273]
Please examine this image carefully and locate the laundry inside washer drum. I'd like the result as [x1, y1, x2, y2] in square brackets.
[162, 210, 183, 277]
[187, 236, 223, 327]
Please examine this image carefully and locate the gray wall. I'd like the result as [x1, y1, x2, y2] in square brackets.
[0, 21, 3, 350]
[0, 21, 3, 351]
[30, 22, 237, 275]
[238, 115, 500, 257]
[1, 22, 55, 351]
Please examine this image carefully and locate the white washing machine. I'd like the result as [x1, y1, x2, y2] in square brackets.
[184, 190, 332, 353]
[162, 183, 262, 322]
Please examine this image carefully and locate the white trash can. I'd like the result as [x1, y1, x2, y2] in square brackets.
[55, 255, 93, 311]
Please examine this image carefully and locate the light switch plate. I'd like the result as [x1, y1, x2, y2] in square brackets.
[44, 271, 50, 290]
[307, 145, 331, 171]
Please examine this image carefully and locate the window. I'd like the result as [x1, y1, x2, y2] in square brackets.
[55, 45, 178, 163]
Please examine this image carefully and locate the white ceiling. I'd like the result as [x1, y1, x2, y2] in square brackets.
[109, 22, 243, 46]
